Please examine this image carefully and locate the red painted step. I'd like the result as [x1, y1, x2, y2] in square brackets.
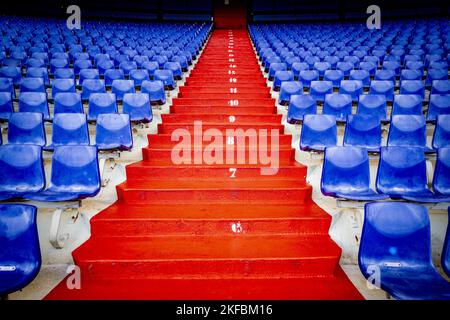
[45, 28, 363, 300]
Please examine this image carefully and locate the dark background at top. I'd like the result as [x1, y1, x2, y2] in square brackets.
[0, 0, 448, 21]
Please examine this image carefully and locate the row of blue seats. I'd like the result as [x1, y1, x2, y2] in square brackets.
[321, 146, 450, 202]
[359, 202, 450, 300]
[299, 114, 449, 152]
[0, 91, 158, 122]
[0, 112, 133, 151]
[286, 92, 450, 122]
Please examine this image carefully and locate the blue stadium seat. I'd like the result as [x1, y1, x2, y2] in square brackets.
[54, 92, 83, 114]
[336, 61, 354, 76]
[400, 80, 425, 99]
[382, 60, 401, 76]
[25, 145, 100, 202]
[141, 80, 166, 105]
[96, 114, 133, 151]
[392, 94, 423, 116]
[443, 207, 450, 278]
[400, 69, 422, 81]
[273, 70, 294, 91]
[0, 66, 22, 85]
[97, 59, 114, 75]
[431, 80, 450, 95]
[47, 113, 90, 150]
[104, 69, 125, 87]
[359, 61, 377, 76]
[369, 80, 394, 102]
[122, 93, 152, 123]
[278, 81, 302, 105]
[8, 112, 46, 147]
[349, 70, 370, 87]
[88, 93, 117, 121]
[287, 95, 316, 124]
[427, 94, 450, 122]
[74, 59, 92, 75]
[119, 61, 138, 76]
[405, 60, 425, 72]
[344, 114, 382, 152]
[26, 58, 46, 69]
[310, 81, 333, 102]
[0, 204, 41, 296]
[18, 92, 50, 121]
[432, 115, 450, 149]
[376, 146, 434, 199]
[357, 94, 388, 122]
[153, 55, 169, 68]
[324, 70, 344, 88]
[0, 92, 13, 120]
[359, 202, 450, 300]
[374, 69, 396, 82]
[141, 61, 159, 78]
[52, 79, 76, 97]
[291, 62, 309, 79]
[172, 55, 188, 72]
[20, 77, 46, 93]
[81, 79, 106, 100]
[53, 68, 75, 81]
[321, 146, 387, 200]
[0, 144, 45, 200]
[432, 147, 450, 199]
[298, 70, 319, 89]
[112, 80, 135, 101]
[339, 80, 363, 101]
[300, 115, 337, 151]
[426, 69, 448, 86]
[323, 93, 352, 121]
[26, 67, 49, 85]
[49, 59, 69, 74]
[387, 115, 433, 152]
[268, 63, 287, 81]
[0, 77, 15, 98]
[313, 62, 331, 77]
[154, 69, 175, 90]
[79, 69, 100, 85]
[129, 69, 150, 86]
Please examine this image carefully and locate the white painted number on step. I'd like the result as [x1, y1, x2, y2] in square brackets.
[228, 99, 239, 106]
[229, 77, 237, 82]
[229, 58, 234, 62]
[229, 64, 236, 68]
[229, 115, 236, 123]
[231, 221, 243, 233]
[229, 168, 237, 178]
[228, 70, 236, 75]
[230, 88, 237, 93]
[227, 137, 235, 145]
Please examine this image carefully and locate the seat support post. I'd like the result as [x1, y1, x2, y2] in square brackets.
[49, 207, 74, 249]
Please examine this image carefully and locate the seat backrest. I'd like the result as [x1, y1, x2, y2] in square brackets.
[443, 208, 450, 277]
[321, 146, 371, 196]
[344, 114, 381, 150]
[427, 94, 450, 121]
[432, 115, 450, 149]
[392, 94, 423, 116]
[0, 92, 13, 116]
[0, 144, 45, 193]
[8, 112, 46, 146]
[122, 93, 152, 122]
[51, 113, 90, 148]
[287, 94, 317, 124]
[95, 114, 133, 151]
[88, 93, 117, 121]
[0, 204, 41, 295]
[18, 92, 49, 119]
[54, 92, 83, 114]
[323, 93, 352, 120]
[359, 202, 432, 277]
[300, 114, 337, 151]
[357, 94, 387, 121]
[433, 147, 450, 196]
[50, 145, 100, 194]
[387, 115, 427, 148]
[376, 146, 428, 195]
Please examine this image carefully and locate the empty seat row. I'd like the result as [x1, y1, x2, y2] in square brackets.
[321, 146, 450, 202]
[0, 91, 156, 121]
[286, 93, 450, 122]
[298, 114, 449, 152]
[0, 112, 133, 151]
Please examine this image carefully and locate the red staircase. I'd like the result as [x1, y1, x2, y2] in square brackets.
[45, 29, 363, 300]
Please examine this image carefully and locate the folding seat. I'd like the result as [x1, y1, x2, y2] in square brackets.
[387, 115, 433, 152]
[400, 69, 422, 82]
[81, 79, 106, 100]
[391, 94, 423, 116]
[324, 56, 339, 68]
[0, 204, 41, 295]
[20, 78, 46, 94]
[272, 70, 294, 91]
[164, 61, 182, 80]
[426, 94, 450, 122]
[18, 92, 50, 121]
[300, 115, 337, 151]
[344, 56, 360, 65]
[31, 52, 49, 64]
[313, 62, 331, 77]
[54, 68, 75, 81]
[26, 67, 49, 86]
[310, 81, 333, 102]
[52, 79, 76, 97]
[432, 147, 450, 199]
[374, 69, 396, 82]
[368, 80, 394, 102]
[344, 114, 382, 152]
[268, 63, 286, 81]
[2, 58, 22, 68]
[0, 77, 15, 98]
[336, 61, 354, 76]
[382, 62, 401, 78]
[141, 61, 159, 79]
[291, 62, 309, 79]
[431, 80, 450, 95]
[118, 61, 137, 77]
[52, 52, 69, 61]
[426, 69, 448, 87]
[154, 69, 175, 90]
[97, 59, 114, 75]
[349, 70, 370, 87]
[278, 81, 303, 105]
[152, 55, 169, 69]
[112, 80, 135, 101]
[405, 61, 425, 72]
[0, 66, 22, 85]
[287, 95, 317, 124]
[141, 80, 166, 105]
[7, 112, 46, 147]
[298, 70, 319, 89]
[400, 80, 425, 99]
[49, 59, 69, 74]
[305, 56, 320, 69]
[88, 93, 118, 121]
[323, 70, 344, 88]
[432, 115, 450, 149]
[103, 69, 124, 87]
[95, 114, 133, 151]
[322, 93, 352, 121]
[122, 93, 152, 123]
[359, 61, 377, 76]
[54, 92, 83, 114]
[78, 68, 99, 86]
[0, 92, 13, 120]
[129, 69, 150, 87]
[171, 55, 188, 72]
[73, 59, 92, 76]
[356, 94, 388, 122]
[94, 53, 110, 66]
[359, 201, 450, 300]
[321, 146, 387, 200]
[339, 80, 363, 101]
[45, 113, 89, 151]
[24, 145, 100, 202]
